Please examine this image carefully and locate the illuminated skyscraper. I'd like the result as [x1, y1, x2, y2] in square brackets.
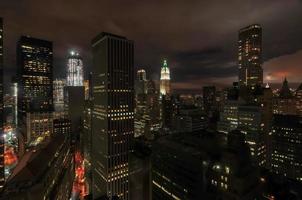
[91, 32, 134, 200]
[0, 18, 4, 189]
[17, 36, 54, 152]
[238, 24, 262, 87]
[66, 51, 83, 86]
[53, 78, 66, 118]
[160, 60, 171, 96]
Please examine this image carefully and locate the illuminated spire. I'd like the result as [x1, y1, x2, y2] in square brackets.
[160, 59, 171, 95]
[160, 59, 170, 80]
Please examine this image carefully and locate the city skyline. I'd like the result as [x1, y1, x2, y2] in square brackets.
[1, 2, 302, 200]
[0, 1, 302, 92]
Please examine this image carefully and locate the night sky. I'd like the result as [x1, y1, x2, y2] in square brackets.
[1, 0, 302, 92]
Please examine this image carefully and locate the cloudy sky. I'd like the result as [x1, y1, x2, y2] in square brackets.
[1, 0, 302, 92]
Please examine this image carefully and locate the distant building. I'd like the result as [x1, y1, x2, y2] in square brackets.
[17, 36, 54, 153]
[296, 83, 302, 116]
[160, 60, 171, 96]
[238, 24, 262, 87]
[273, 78, 297, 115]
[203, 86, 216, 116]
[173, 106, 208, 133]
[53, 78, 66, 118]
[271, 114, 302, 181]
[217, 100, 242, 134]
[1, 134, 74, 200]
[53, 118, 71, 135]
[91, 32, 134, 199]
[135, 69, 147, 95]
[160, 95, 175, 129]
[66, 51, 83, 86]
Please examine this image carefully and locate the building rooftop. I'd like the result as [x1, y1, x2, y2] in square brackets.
[6, 134, 66, 186]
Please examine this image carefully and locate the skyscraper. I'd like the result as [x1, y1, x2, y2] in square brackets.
[160, 60, 171, 96]
[135, 69, 147, 95]
[17, 36, 53, 151]
[238, 24, 262, 87]
[271, 114, 302, 181]
[66, 51, 83, 86]
[53, 78, 66, 118]
[91, 32, 134, 200]
[0, 17, 4, 189]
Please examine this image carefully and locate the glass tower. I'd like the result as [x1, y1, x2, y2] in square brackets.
[66, 51, 83, 86]
[238, 24, 262, 87]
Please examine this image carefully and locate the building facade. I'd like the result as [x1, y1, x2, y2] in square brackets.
[91, 32, 134, 200]
[53, 78, 66, 118]
[271, 114, 302, 181]
[238, 105, 266, 167]
[53, 118, 71, 135]
[17, 36, 54, 152]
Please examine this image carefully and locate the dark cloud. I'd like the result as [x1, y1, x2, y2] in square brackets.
[0, 0, 302, 92]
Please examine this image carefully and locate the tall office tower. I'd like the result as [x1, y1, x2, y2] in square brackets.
[17, 36, 54, 152]
[238, 24, 262, 88]
[271, 115, 302, 181]
[273, 78, 297, 115]
[203, 86, 216, 115]
[159, 60, 171, 96]
[0, 18, 4, 189]
[66, 51, 83, 86]
[53, 79, 66, 118]
[91, 32, 134, 200]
